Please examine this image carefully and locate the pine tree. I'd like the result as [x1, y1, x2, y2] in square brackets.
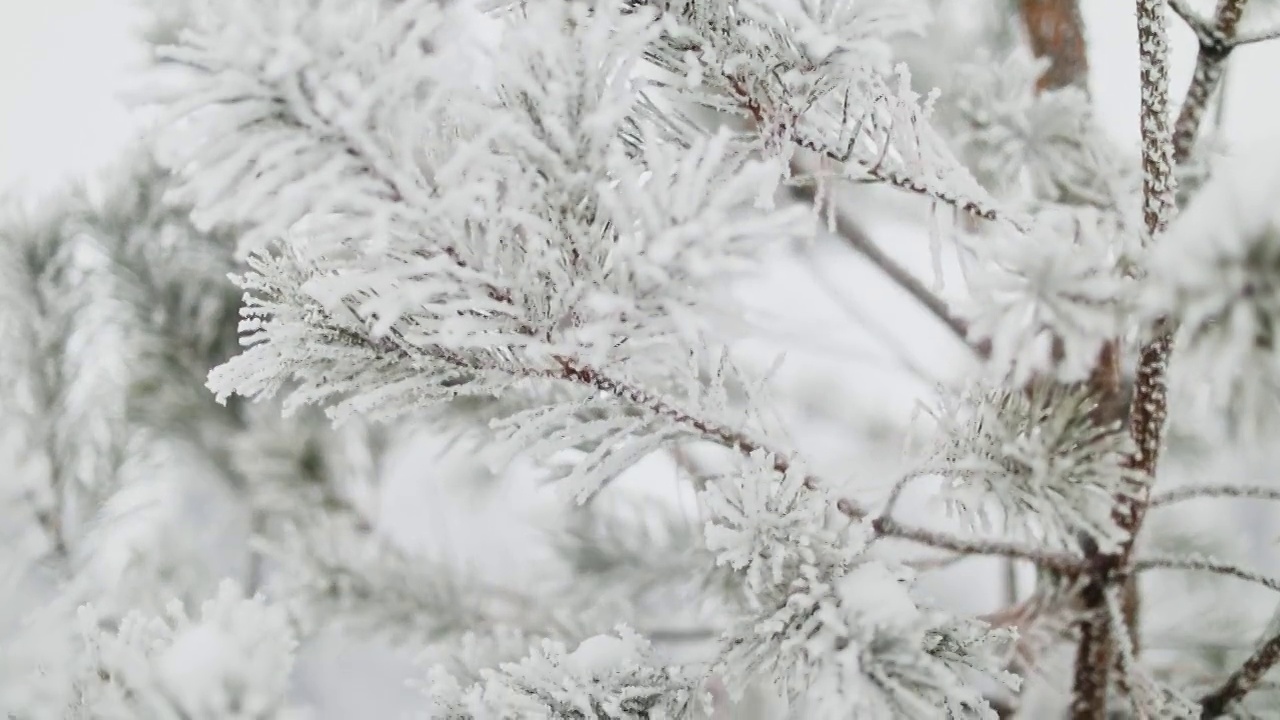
[5, 0, 1280, 717]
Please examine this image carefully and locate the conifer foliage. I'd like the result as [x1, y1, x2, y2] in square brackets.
[5, 0, 1280, 717]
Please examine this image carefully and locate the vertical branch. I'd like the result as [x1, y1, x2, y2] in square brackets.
[1071, 3, 1254, 716]
[1114, 0, 1251, 604]
[1073, 2, 1177, 717]
[1134, 0, 1178, 248]
[1008, 5, 1142, 715]
[1114, 0, 1178, 604]
[1172, 0, 1249, 165]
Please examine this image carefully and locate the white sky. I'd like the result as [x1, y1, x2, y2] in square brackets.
[0, 0, 1277, 190]
[0, 0, 144, 198]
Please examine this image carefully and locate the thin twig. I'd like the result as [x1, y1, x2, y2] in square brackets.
[1133, 555, 1280, 593]
[877, 470, 928, 524]
[787, 159, 975, 352]
[643, 626, 719, 643]
[870, 516, 1084, 574]
[1150, 485, 1280, 507]
[901, 553, 969, 572]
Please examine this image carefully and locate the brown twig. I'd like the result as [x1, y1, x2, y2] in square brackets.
[870, 516, 1084, 574]
[786, 159, 975, 351]
[1172, 0, 1250, 167]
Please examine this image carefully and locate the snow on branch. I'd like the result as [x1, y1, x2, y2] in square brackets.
[959, 208, 1132, 384]
[946, 48, 1136, 217]
[423, 626, 712, 719]
[642, 0, 1021, 227]
[69, 580, 301, 719]
[179, 0, 824, 505]
[697, 451, 1022, 717]
[1133, 554, 1280, 594]
[1150, 484, 1280, 507]
[714, 560, 1018, 719]
[148, 0, 457, 255]
[922, 378, 1140, 551]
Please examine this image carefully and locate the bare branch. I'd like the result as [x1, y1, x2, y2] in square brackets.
[1200, 631, 1280, 717]
[878, 471, 925, 522]
[901, 553, 968, 572]
[799, 245, 953, 381]
[1172, 0, 1251, 165]
[1076, 3, 1184, 715]
[1133, 555, 1280, 593]
[786, 160, 976, 351]
[870, 516, 1084, 574]
[1150, 485, 1280, 507]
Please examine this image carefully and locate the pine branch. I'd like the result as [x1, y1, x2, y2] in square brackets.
[1200, 631, 1280, 717]
[860, 162, 1015, 227]
[334, 314, 1102, 574]
[678, 17, 1024, 228]
[545, 355, 827, 491]
[329, 314, 880, 517]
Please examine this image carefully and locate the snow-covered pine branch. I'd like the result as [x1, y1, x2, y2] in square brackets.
[69, 580, 302, 720]
[9, 0, 1280, 716]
